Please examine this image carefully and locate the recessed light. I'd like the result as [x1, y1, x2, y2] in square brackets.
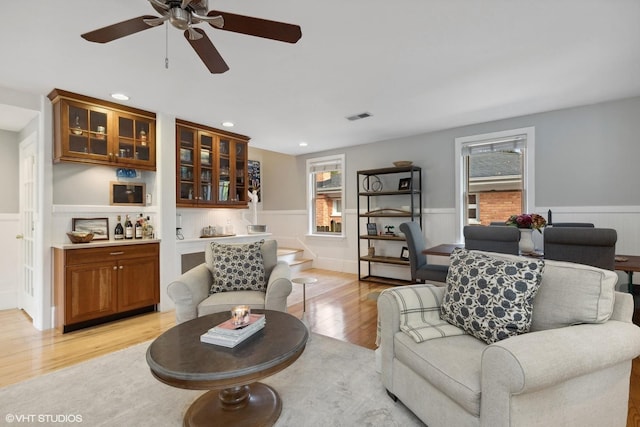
[222, 122, 234, 127]
[299, 142, 308, 147]
[111, 93, 129, 101]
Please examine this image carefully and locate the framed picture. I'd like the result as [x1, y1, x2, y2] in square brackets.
[366, 223, 378, 236]
[110, 181, 146, 206]
[73, 218, 109, 240]
[248, 160, 261, 202]
[398, 178, 412, 191]
[400, 246, 410, 260]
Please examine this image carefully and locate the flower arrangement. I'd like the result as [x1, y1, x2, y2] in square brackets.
[506, 213, 547, 233]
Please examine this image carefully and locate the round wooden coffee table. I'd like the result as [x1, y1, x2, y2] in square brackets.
[146, 310, 308, 427]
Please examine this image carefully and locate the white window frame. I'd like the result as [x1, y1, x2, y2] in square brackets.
[306, 154, 345, 237]
[454, 127, 535, 243]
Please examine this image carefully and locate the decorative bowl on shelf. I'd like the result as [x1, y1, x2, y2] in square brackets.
[66, 232, 94, 243]
[393, 161, 413, 167]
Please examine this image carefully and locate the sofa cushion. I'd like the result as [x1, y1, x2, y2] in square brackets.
[208, 240, 266, 294]
[394, 332, 485, 416]
[198, 291, 266, 317]
[470, 252, 618, 331]
[441, 248, 545, 344]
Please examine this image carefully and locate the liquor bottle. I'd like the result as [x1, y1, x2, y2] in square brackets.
[124, 215, 133, 239]
[114, 215, 124, 240]
[135, 214, 143, 239]
[145, 216, 154, 239]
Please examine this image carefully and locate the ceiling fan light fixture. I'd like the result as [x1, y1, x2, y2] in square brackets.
[169, 7, 191, 30]
[111, 93, 130, 101]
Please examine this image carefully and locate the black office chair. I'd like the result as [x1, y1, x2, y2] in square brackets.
[399, 222, 449, 283]
[551, 223, 595, 228]
[543, 227, 617, 270]
[463, 225, 520, 255]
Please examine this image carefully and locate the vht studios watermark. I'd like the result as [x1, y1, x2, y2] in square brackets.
[5, 413, 83, 423]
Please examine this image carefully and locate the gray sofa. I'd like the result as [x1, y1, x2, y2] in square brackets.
[378, 250, 640, 427]
[168, 239, 292, 324]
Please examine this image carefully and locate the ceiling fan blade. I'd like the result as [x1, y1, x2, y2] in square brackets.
[184, 28, 229, 74]
[81, 15, 159, 43]
[207, 11, 302, 43]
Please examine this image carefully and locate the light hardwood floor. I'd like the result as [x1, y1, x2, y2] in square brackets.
[1, 268, 638, 426]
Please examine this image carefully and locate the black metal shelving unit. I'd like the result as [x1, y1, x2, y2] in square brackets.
[357, 166, 422, 285]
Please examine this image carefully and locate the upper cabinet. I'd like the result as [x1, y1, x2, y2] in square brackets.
[176, 119, 249, 208]
[48, 89, 156, 171]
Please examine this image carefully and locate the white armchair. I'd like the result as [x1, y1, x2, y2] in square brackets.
[377, 251, 640, 427]
[168, 239, 292, 324]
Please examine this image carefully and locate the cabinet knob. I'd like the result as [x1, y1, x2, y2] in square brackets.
[119, 265, 124, 270]
[113, 266, 118, 270]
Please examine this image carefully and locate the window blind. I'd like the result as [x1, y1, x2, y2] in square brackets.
[308, 158, 342, 173]
[461, 135, 526, 156]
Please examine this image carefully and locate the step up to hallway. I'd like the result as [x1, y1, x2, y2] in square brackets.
[278, 247, 313, 273]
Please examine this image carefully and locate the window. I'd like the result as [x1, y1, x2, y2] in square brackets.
[306, 154, 345, 236]
[454, 127, 535, 242]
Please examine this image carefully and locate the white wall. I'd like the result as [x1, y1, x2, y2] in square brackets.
[257, 96, 640, 288]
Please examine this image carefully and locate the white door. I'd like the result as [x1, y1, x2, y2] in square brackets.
[18, 134, 37, 320]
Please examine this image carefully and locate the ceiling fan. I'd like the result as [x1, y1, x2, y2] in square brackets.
[81, 0, 302, 74]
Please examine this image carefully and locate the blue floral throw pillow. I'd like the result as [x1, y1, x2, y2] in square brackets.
[441, 248, 545, 344]
[209, 240, 266, 294]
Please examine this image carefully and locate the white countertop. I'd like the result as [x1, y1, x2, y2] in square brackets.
[176, 233, 272, 244]
[52, 238, 161, 250]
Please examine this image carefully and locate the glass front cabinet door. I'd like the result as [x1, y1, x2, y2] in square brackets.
[176, 119, 249, 208]
[49, 89, 156, 171]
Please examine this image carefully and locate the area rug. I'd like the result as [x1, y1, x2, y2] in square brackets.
[0, 334, 424, 427]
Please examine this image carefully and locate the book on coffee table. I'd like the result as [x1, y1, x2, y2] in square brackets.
[200, 314, 266, 348]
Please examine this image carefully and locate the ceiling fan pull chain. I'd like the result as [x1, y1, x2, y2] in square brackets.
[165, 21, 169, 69]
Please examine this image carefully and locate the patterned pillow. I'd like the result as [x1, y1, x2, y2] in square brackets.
[441, 248, 545, 344]
[209, 240, 266, 294]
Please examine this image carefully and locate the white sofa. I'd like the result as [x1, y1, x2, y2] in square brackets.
[378, 250, 640, 427]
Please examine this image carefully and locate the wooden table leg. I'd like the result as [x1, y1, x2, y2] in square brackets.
[184, 382, 281, 427]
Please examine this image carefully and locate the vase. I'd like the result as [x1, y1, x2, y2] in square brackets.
[519, 229, 535, 254]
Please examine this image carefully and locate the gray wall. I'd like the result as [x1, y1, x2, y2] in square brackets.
[278, 95, 640, 211]
[0, 129, 19, 213]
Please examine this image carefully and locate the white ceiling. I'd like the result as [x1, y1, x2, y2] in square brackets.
[1, 0, 639, 155]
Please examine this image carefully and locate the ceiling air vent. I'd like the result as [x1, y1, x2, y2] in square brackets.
[346, 112, 372, 121]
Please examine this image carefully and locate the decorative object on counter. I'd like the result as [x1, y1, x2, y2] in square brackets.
[110, 181, 145, 205]
[362, 175, 382, 192]
[398, 177, 412, 191]
[114, 215, 124, 240]
[247, 224, 267, 234]
[66, 231, 94, 244]
[393, 161, 413, 167]
[124, 215, 133, 239]
[547, 209, 553, 226]
[72, 218, 109, 241]
[201, 225, 217, 238]
[135, 214, 143, 239]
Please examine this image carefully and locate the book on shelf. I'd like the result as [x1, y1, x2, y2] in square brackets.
[200, 314, 266, 348]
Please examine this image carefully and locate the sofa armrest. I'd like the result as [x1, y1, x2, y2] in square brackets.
[610, 291, 634, 322]
[264, 260, 292, 312]
[167, 263, 212, 324]
[481, 320, 640, 421]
